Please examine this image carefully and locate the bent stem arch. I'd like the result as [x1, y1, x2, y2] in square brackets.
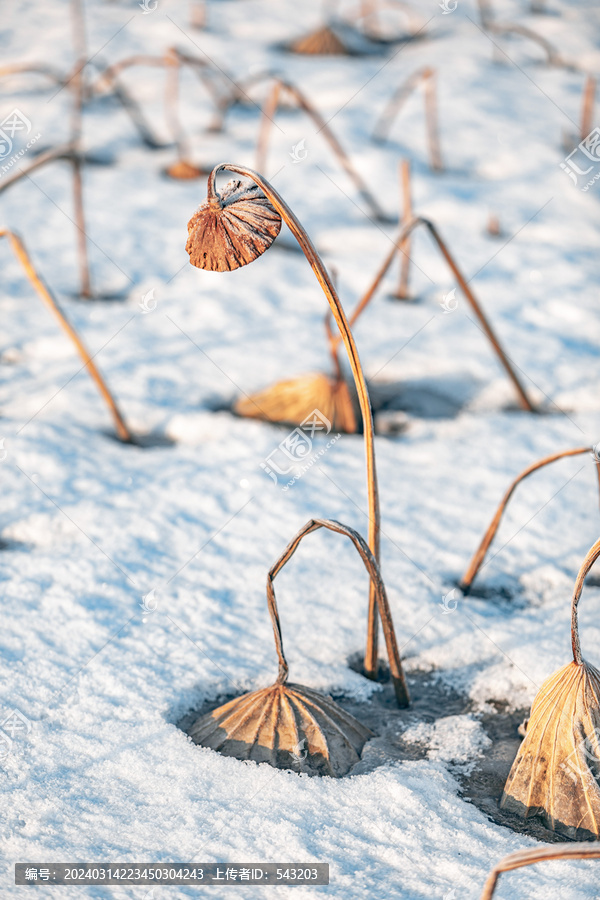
[329, 216, 537, 413]
[571, 535, 600, 666]
[479, 844, 600, 900]
[255, 78, 390, 221]
[1, 230, 133, 443]
[207, 163, 382, 679]
[372, 67, 442, 171]
[267, 518, 409, 707]
[460, 447, 599, 593]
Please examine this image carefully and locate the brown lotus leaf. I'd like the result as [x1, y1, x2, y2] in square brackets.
[501, 659, 600, 839]
[233, 373, 358, 434]
[189, 682, 372, 777]
[289, 26, 350, 56]
[166, 160, 206, 180]
[186, 178, 282, 272]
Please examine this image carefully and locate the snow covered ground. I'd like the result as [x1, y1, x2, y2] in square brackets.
[2, 0, 600, 896]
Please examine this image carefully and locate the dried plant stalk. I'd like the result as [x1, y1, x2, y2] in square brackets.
[234, 373, 357, 434]
[330, 216, 536, 412]
[254, 78, 390, 222]
[1, 230, 133, 442]
[393, 159, 412, 300]
[581, 74, 596, 141]
[500, 537, 600, 838]
[480, 844, 600, 900]
[372, 67, 443, 172]
[189, 519, 408, 777]
[460, 447, 599, 593]
[486, 21, 565, 67]
[186, 164, 382, 679]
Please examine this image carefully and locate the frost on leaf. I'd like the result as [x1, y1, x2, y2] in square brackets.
[186, 179, 282, 272]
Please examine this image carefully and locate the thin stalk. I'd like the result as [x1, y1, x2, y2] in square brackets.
[581, 74, 596, 141]
[255, 80, 282, 173]
[255, 78, 390, 222]
[480, 844, 600, 900]
[423, 69, 442, 171]
[165, 48, 188, 163]
[0, 62, 65, 85]
[571, 536, 600, 665]
[209, 164, 382, 678]
[487, 22, 565, 68]
[394, 159, 412, 299]
[1, 230, 133, 442]
[331, 217, 536, 412]
[0, 143, 75, 193]
[460, 447, 594, 594]
[71, 0, 92, 299]
[372, 67, 443, 172]
[267, 518, 409, 706]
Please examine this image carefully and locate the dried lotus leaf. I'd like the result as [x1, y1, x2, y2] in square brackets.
[186, 178, 282, 272]
[190, 682, 372, 777]
[501, 660, 600, 839]
[233, 373, 358, 434]
[289, 26, 350, 56]
[166, 160, 206, 180]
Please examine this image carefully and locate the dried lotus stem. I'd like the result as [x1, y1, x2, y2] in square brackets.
[480, 844, 600, 900]
[486, 21, 565, 68]
[460, 447, 599, 593]
[0, 62, 65, 86]
[254, 78, 390, 221]
[394, 159, 412, 300]
[330, 216, 536, 412]
[255, 80, 282, 173]
[372, 67, 443, 172]
[189, 516, 410, 779]
[190, 0, 206, 28]
[0, 229, 133, 443]
[571, 536, 600, 665]
[186, 164, 382, 679]
[267, 518, 409, 706]
[581, 75, 596, 141]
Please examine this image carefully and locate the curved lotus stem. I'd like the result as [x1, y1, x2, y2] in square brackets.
[329, 216, 536, 412]
[254, 78, 390, 221]
[486, 21, 566, 68]
[0, 229, 133, 443]
[372, 67, 442, 172]
[480, 844, 600, 900]
[0, 62, 65, 85]
[460, 447, 598, 594]
[266, 518, 409, 707]
[205, 163, 382, 678]
[571, 536, 600, 666]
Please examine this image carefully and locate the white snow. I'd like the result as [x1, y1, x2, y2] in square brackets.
[2, 0, 600, 897]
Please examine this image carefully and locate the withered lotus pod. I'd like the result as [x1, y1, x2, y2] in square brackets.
[186, 164, 382, 681]
[234, 373, 358, 434]
[479, 843, 600, 900]
[189, 519, 409, 776]
[186, 177, 281, 271]
[500, 537, 600, 839]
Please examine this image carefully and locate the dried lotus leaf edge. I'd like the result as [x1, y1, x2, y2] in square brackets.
[266, 518, 408, 708]
[0, 229, 133, 443]
[479, 843, 600, 900]
[460, 447, 600, 593]
[200, 163, 382, 683]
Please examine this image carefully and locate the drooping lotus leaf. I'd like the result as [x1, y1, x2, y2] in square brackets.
[501, 537, 600, 839]
[190, 682, 371, 777]
[186, 178, 281, 271]
[234, 373, 358, 434]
